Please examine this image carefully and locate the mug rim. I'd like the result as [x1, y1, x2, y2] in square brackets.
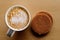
[5, 5, 31, 31]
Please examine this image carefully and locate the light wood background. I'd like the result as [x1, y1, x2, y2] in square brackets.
[0, 0, 60, 40]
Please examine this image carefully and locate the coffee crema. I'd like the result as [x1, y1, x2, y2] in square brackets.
[7, 7, 29, 29]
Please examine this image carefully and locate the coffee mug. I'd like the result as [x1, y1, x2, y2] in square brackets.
[5, 5, 31, 37]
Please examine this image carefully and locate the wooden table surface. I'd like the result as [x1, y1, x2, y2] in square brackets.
[0, 0, 60, 40]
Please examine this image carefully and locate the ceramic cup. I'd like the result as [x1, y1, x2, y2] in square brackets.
[5, 5, 31, 37]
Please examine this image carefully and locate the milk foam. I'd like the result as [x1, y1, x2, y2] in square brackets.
[10, 9, 28, 28]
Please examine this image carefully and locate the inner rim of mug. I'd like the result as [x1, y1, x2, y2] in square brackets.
[5, 5, 31, 31]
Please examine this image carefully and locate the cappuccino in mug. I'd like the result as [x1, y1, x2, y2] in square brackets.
[5, 5, 31, 37]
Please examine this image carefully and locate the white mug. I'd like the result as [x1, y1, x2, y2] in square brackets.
[5, 5, 31, 37]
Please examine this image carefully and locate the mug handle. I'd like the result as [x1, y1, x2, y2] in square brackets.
[7, 29, 15, 37]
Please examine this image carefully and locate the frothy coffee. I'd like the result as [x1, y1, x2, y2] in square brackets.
[7, 7, 29, 29]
